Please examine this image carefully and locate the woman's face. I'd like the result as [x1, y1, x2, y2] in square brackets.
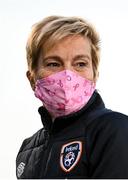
[37, 35, 94, 80]
[27, 35, 94, 89]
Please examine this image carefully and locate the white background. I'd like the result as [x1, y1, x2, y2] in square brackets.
[0, 0, 128, 179]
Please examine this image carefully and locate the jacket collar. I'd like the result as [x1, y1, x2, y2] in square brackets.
[38, 90, 105, 134]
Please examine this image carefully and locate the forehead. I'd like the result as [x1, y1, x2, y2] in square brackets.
[42, 35, 91, 57]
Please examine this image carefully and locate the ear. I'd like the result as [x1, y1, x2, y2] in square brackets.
[96, 71, 99, 81]
[26, 71, 36, 91]
[94, 71, 99, 83]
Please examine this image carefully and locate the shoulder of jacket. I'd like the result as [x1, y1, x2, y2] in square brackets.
[99, 111, 128, 127]
[85, 111, 128, 155]
[18, 128, 44, 154]
[86, 111, 128, 136]
[88, 111, 128, 136]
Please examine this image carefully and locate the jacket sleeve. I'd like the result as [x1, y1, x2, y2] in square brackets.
[88, 112, 128, 178]
[16, 128, 44, 179]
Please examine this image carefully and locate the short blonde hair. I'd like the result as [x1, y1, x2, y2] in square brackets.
[26, 15, 100, 79]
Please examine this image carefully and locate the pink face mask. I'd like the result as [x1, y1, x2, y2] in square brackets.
[35, 70, 95, 118]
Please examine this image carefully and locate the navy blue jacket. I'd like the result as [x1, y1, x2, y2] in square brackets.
[16, 91, 128, 178]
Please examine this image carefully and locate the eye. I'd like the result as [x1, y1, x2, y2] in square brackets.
[46, 62, 60, 67]
[78, 62, 87, 67]
[75, 61, 88, 67]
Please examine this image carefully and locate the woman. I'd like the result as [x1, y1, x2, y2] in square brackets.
[16, 15, 128, 179]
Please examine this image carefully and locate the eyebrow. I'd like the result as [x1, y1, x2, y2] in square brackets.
[43, 56, 62, 62]
[73, 55, 91, 61]
[43, 54, 91, 62]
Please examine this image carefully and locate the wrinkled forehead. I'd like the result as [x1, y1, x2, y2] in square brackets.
[40, 34, 92, 58]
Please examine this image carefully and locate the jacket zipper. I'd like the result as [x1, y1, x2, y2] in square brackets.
[42, 129, 54, 178]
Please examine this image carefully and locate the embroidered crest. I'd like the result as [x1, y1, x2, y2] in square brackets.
[60, 141, 82, 172]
